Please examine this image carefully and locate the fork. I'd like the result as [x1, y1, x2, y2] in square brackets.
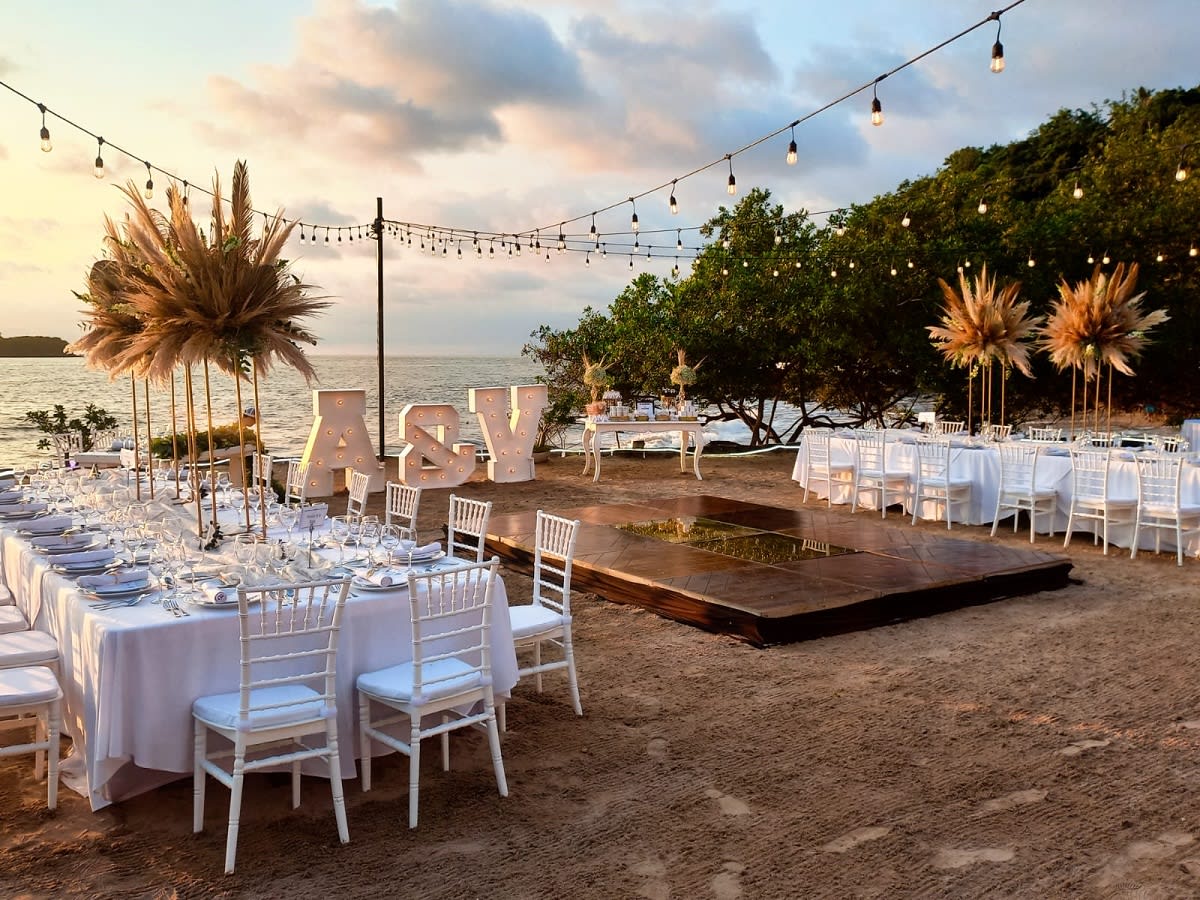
[162, 595, 190, 617]
[92, 592, 152, 611]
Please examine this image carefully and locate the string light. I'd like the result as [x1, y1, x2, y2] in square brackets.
[325, 228, 330, 245]
[337, 228, 343, 243]
[299, 225, 306, 243]
[37, 102, 51, 152]
[589, 213, 598, 245]
[1027, 251, 1036, 267]
[1190, 244, 1198, 257]
[726, 155, 737, 196]
[628, 254, 634, 270]
[1073, 181, 1084, 199]
[1155, 250, 1164, 262]
[772, 267, 779, 277]
[774, 229, 782, 246]
[835, 224, 846, 236]
[721, 265, 729, 276]
[907, 260, 915, 268]
[676, 229, 683, 251]
[990, 12, 1005, 73]
[890, 263, 898, 276]
[672, 259, 680, 277]
[181, 180, 189, 207]
[901, 211, 911, 228]
[557, 225, 566, 252]
[870, 79, 885, 127]
[669, 180, 679, 215]
[1087, 251, 1094, 264]
[143, 161, 154, 199]
[1176, 152, 1189, 182]
[93, 136, 105, 179]
[977, 197, 988, 214]
[722, 236, 731, 250]
[786, 124, 798, 166]
[585, 251, 591, 267]
[1102, 251, 1110, 264]
[629, 198, 639, 232]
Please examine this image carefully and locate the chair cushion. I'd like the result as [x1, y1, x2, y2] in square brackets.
[357, 658, 481, 704]
[0, 584, 13, 606]
[509, 604, 565, 640]
[193, 684, 331, 733]
[0, 630, 59, 666]
[0, 665, 61, 706]
[1142, 503, 1200, 518]
[0, 606, 28, 635]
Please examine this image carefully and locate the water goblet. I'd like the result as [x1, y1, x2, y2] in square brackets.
[379, 525, 401, 565]
[278, 503, 299, 542]
[234, 533, 259, 568]
[359, 517, 381, 565]
[329, 515, 351, 564]
[148, 544, 172, 604]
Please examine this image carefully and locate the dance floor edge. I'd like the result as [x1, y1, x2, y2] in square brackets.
[485, 496, 1073, 646]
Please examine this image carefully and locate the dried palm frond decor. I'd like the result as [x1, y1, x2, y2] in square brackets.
[1041, 262, 1168, 438]
[72, 161, 326, 542]
[927, 264, 1039, 430]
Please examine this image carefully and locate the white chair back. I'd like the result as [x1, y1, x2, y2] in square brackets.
[346, 470, 370, 516]
[447, 494, 493, 562]
[406, 559, 499, 699]
[1149, 434, 1190, 454]
[1069, 446, 1114, 503]
[1027, 426, 1063, 442]
[1132, 452, 1200, 565]
[980, 423, 1012, 442]
[930, 419, 965, 437]
[285, 460, 310, 505]
[249, 452, 273, 487]
[532, 511, 581, 618]
[385, 481, 422, 540]
[996, 442, 1040, 495]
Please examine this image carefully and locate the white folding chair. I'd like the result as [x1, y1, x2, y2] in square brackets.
[1027, 426, 1063, 443]
[384, 481, 422, 540]
[192, 577, 351, 874]
[249, 452, 273, 489]
[1063, 447, 1137, 555]
[447, 494, 492, 562]
[1131, 453, 1200, 566]
[851, 431, 910, 518]
[992, 442, 1058, 542]
[799, 428, 854, 507]
[284, 460, 310, 506]
[506, 511, 583, 726]
[910, 438, 972, 529]
[357, 558, 507, 829]
[930, 419, 965, 437]
[980, 423, 1012, 442]
[1149, 434, 1190, 454]
[0, 665, 62, 810]
[346, 471, 370, 516]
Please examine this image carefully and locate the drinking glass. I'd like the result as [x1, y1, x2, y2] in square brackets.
[379, 525, 402, 564]
[329, 515, 351, 564]
[278, 503, 299, 542]
[234, 533, 259, 568]
[148, 544, 172, 603]
[360, 516, 381, 565]
[229, 490, 246, 517]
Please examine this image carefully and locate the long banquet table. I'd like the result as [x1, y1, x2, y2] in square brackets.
[1, 506, 518, 811]
[791, 430, 1200, 555]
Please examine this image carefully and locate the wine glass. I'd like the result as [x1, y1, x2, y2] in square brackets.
[234, 533, 259, 569]
[379, 524, 402, 565]
[329, 515, 351, 564]
[359, 516, 381, 565]
[148, 544, 172, 604]
[278, 503, 299, 542]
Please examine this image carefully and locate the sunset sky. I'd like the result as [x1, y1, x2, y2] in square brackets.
[1, 0, 1195, 356]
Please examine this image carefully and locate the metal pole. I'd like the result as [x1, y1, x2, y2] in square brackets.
[374, 196, 385, 460]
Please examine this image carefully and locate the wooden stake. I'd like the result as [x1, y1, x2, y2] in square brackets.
[144, 377, 154, 500]
[202, 359, 219, 533]
[170, 370, 180, 500]
[252, 359, 267, 534]
[185, 366, 203, 542]
[232, 357, 251, 534]
[130, 374, 141, 501]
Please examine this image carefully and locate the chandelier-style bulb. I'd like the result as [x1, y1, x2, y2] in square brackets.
[143, 162, 154, 199]
[93, 137, 105, 179]
[669, 180, 679, 215]
[978, 198, 988, 214]
[38, 103, 52, 152]
[901, 211, 911, 228]
[870, 96, 883, 127]
[1073, 181, 1084, 199]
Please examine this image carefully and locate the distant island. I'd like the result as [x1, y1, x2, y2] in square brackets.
[0, 335, 72, 357]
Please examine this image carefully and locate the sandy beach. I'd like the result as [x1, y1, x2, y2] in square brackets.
[3, 449, 1199, 899]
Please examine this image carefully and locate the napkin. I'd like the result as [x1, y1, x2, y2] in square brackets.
[361, 568, 405, 587]
[78, 567, 151, 590]
[21, 514, 73, 532]
[218, 567, 275, 588]
[56, 548, 116, 567]
[0, 500, 48, 515]
[398, 541, 442, 559]
[283, 561, 336, 582]
[202, 584, 235, 604]
[0, 489, 24, 502]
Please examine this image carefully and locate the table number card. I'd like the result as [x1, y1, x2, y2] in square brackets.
[297, 503, 328, 530]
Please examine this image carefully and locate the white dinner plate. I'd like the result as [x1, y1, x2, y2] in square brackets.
[394, 549, 445, 565]
[55, 562, 117, 576]
[351, 575, 408, 592]
[37, 537, 105, 555]
[20, 522, 72, 536]
[85, 579, 151, 598]
[0, 509, 39, 520]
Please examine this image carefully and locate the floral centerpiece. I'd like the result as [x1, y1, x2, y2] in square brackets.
[582, 354, 610, 416]
[670, 349, 703, 418]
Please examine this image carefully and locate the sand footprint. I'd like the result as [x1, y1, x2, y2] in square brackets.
[704, 788, 750, 816]
[712, 861, 745, 900]
[647, 737, 669, 760]
[932, 847, 1015, 869]
[1060, 738, 1111, 756]
[820, 826, 892, 853]
[632, 857, 670, 900]
[1094, 831, 1194, 888]
[976, 788, 1048, 815]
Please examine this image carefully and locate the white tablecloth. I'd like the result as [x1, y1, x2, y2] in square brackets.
[1, 524, 517, 811]
[792, 432, 1200, 554]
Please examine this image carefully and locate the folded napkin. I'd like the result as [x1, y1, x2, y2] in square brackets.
[282, 561, 336, 583]
[397, 541, 442, 559]
[21, 514, 73, 532]
[0, 489, 24, 502]
[0, 500, 48, 515]
[361, 568, 406, 588]
[56, 548, 116, 567]
[202, 584, 236, 604]
[218, 566, 276, 588]
[78, 567, 151, 590]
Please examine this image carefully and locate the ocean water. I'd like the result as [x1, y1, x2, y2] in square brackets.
[0, 356, 543, 463]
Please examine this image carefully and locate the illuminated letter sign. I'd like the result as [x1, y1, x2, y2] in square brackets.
[300, 390, 386, 495]
[398, 403, 476, 486]
[469, 385, 547, 483]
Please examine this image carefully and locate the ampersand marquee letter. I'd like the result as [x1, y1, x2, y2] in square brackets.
[397, 403, 476, 487]
[469, 384, 547, 483]
[300, 390, 386, 495]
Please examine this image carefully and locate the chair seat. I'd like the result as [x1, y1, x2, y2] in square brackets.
[0, 630, 59, 666]
[0, 584, 13, 606]
[859, 467, 909, 480]
[924, 478, 973, 490]
[193, 684, 331, 733]
[1000, 487, 1058, 501]
[0, 606, 28, 634]
[357, 658, 482, 703]
[509, 604, 565, 640]
[1075, 496, 1137, 509]
[825, 462, 854, 473]
[0, 665, 61, 706]
[1141, 503, 1200, 517]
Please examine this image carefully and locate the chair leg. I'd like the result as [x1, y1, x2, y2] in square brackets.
[408, 720, 422, 829]
[326, 719, 349, 845]
[497, 702, 506, 733]
[193, 719, 206, 833]
[46, 699, 60, 811]
[441, 714, 450, 771]
[224, 745, 247, 875]
[292, 751, 301, 810]
[564, 631, 583, 717]
[533, 642, 543, 693]
[358, 695, 372, 792]
[34, 714, 45, 781]
[484, 695, 508, 798]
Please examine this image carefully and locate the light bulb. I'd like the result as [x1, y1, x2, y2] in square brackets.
[901, 212, 911, 228]
[1073, 182, 1084, 200]
[676, 230, 683, 252]
[965, 259, 971, 268]
[143, 164, 154, 199]
[721, 266, 729, 276]
[1087, 253, 1094, 264]
[772, 268, 779, 277]
[1156, 251, 1164, 262]
[1102, 252, 1110, 264]
[630, 199, 639, 232]
[835, 225, 846, 237]
[727, 172, 737, 195]
[628, 255, 634, 270]
[870, 96, 883, 127]
[907, 260, 914, 269]
[1176, 163, 1189, 182]
[589, 215, 598, 244]
[585, 252, 590, 267]
[742, 259, 748, 267]
[722, 237, 730, 250]
[890, 265, 898, 276]
[672, 261, 680, 277]
[1027, 255, 1036, 268]
[557, 229, 566, 251]
[1190, 244, 1198, 257]
[786, 139, 797, 166]
[990, 41, 1005, 73]
[978, 198, 988, 214]
[774, 230, 782, 246]
[38, 103, 52, 152]
[93, 137, 105, 179]
[669, 181, 679, 215]
[831, 268, 837, 278]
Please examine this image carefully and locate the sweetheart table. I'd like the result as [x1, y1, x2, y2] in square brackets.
[582, 419, 706, 482]
[0, 515, 517, 811]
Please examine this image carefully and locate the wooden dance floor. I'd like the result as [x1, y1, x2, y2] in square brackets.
[485, 495, 1073, 646]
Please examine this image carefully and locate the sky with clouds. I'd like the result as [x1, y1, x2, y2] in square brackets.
[0, 0, 1196, 356]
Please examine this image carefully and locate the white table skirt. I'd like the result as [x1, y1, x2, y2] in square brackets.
[1, 527, 518, 811]
[791, 433, 1200, 554]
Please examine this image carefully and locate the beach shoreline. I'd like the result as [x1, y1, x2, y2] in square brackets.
[3, 451, 1199, 898]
